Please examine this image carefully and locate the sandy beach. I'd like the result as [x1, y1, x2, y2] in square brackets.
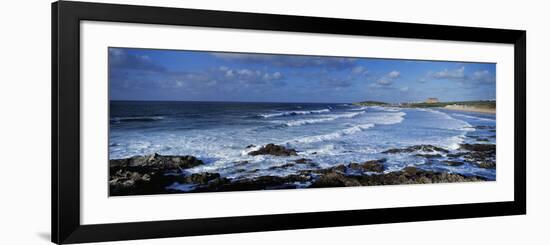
[443, 104, 495, 114]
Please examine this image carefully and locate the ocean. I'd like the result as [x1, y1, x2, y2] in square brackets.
[109, 101, 496, 181]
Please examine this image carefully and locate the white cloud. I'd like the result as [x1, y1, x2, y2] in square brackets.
[376, 70, 401, 86]
[472, 70, 494, 83]
[211, 52, 357, 69]
[388, 70, 400, 78]
[429, 66, 465, 80]
[425, 66, 495, 86]
[351, 66, 368, 75]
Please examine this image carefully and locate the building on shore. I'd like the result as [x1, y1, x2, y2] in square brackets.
[425, 98, 439, 103]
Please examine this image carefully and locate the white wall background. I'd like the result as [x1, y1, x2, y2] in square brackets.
[0, 0, 547, 244]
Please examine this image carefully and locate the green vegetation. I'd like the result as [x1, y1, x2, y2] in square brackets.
[400, 100, 495, 109]
[353, 101, 389, 106]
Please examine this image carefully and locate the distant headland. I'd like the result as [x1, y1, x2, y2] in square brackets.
[354, 98, 496, 114]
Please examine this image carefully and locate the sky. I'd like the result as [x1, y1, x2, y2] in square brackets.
[109, 47, 496, 103]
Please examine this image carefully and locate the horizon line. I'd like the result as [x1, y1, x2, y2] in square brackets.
[109, 99, 495, 104]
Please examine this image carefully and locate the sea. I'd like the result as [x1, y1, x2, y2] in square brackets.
[109, 101, 496, 181]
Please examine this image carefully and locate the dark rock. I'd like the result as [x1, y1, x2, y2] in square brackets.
[447, 152, 466, 158]
[476, 162, 496, 169]
[347, 159, 386, 173]
[444, 160, 464, 166]
[460, 143, 495, 152]
[310, 172, 361, 187]
[108, 153, 205, 196]
[193, 174, 312, 192]
[403, 166, 418, 176]
[246, 144, 256, 148]
[185, 172, 221, 185]
[248, 143, 298, 156]
[458, 143, 496, 169]
[110, 153, 204, 170]
[415, 153, 443, 158]
[294, 158, 313, 164]
[109, 169, 152, 190]
[109, 168, 173, 196]
[268, 163, 295, 170]
[310, 164, 347, 174]
[382, 145, 449, 154]
[308, 166, 485, 188]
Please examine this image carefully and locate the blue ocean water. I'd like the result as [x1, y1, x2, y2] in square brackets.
[109, 101, 496, 180]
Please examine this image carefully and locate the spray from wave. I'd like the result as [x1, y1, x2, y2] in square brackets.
[259, 109, 330, 118]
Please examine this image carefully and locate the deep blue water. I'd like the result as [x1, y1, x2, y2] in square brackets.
[109, 101, 496, 180]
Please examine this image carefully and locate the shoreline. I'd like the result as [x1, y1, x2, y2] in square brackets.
[441, 105, 496, 114]
[109, 143, 496, 196]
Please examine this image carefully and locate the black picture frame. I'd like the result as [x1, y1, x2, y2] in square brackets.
[52, 1, 526, 244]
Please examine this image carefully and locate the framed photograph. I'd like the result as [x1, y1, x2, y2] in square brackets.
[52, 1, 526, 244]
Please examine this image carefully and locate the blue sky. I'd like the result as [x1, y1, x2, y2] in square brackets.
[109, 47, 496, 103]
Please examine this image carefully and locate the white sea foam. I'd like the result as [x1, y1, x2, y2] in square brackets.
[287, 123, 375, 144]
[366, 111, 406, 125]
[419, 109, 474, 131]
[283, 111, 365, 127]
[349, 106, 368, 111]
[259, 109, 330, 118]
[378, 107, 401, 112]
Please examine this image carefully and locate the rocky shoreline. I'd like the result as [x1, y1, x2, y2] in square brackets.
[109, 143, 495, 196]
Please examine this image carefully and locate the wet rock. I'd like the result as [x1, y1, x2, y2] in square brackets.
[447, 152, 466, 158]
[308, 166, 485, 188]
[110, 153, 204, 170]
[348, 159, 386, 173]
[415, 153, 443, 159]
[309, 164, 347, 174]
[194, 174, 312, 192]
[365, 167, 484, 185]
[460, 143, 495, 152]
[185, 172, 221, 185]
[268, 163, 295, 170]
[311, 172, 361, 187]
[109, 168, 173, 196]
[476, 161, 496, 169]
[382, 145, 449, 154]
[294, 158, 313, 164]
[403, 166, 418, 176]
[109, 153, 205, 196]
[246, 144, 256, 148]
[444, 160, 464, 166]
[248, 143, 298, 156]
[459, 143, 496, 169]
[109, 169, 152, 190]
